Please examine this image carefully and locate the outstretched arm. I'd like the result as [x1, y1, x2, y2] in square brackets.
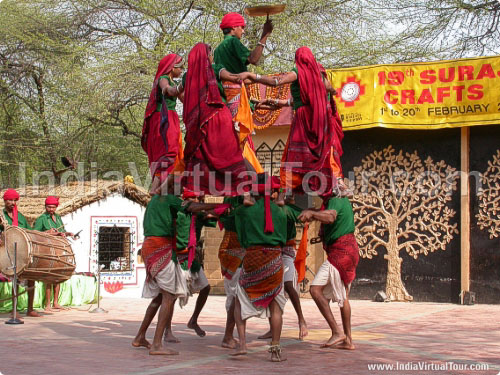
[159, 77, 183, 98]
[298, 209, 337, 224]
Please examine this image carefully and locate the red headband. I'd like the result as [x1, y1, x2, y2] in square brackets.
[3, 189, 19, 201]
[220, 13, 245, 30]
[45, 196, 59, 206]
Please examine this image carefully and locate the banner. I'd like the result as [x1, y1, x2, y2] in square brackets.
[326, 56, 500, 130]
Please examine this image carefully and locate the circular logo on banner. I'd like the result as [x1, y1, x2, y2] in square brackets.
[341, 82, 361, 102]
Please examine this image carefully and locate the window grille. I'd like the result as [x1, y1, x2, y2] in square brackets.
[97, 226, 132, 272]
[255, 140, 285, 176]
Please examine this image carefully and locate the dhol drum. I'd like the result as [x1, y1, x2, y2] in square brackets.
[0, 226, 76, 283]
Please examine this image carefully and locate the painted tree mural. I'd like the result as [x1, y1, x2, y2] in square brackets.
[476, 150, 500, 239]
[350, 146, 459, 301]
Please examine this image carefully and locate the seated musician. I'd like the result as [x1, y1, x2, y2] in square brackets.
[33, 196, 74, 312]
[1, 189, 41, 319]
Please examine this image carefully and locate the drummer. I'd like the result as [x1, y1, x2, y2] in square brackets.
[33, 196, 74, 312]
[1, 189, 41, 319]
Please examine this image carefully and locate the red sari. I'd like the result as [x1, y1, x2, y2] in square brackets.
[142, 54, 183, 182]
[280, 47, 336, 195]
[182, 43, 247, 195]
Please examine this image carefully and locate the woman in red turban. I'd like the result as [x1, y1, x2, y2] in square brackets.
[142, 54, 185, 193]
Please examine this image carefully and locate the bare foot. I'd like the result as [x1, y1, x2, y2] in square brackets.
[26, 311, 42, 318]
[299, 321, 309, 340]
[230, 346, 247, 356]
[221, 337, 239, 349]
[164, 330, 180, 343]
[321, 333, 346, 348]
[270, 346, 287, 362]
[132, 338, 151, 349]
[336, 339, 355, 350]
[187, 321, 206, 337]
[44, 307, 60, 312]
[149, 345, 179, 356]
[53, 304, 70, 310]
[258, 330, 272, 340]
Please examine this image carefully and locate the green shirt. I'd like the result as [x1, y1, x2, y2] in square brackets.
[156, 75, 177, 112]
[1, 209, 32, 232]
[284, 203, 302, 241]
[33, 212, 65, 232]
[143, 194, 184, 238]
[235, 198, 287, 248]
[214, 35, 250, 74]
[322, 197, 355, 245]
[291, 67, 304, 110]
[219, 196, 243, 233]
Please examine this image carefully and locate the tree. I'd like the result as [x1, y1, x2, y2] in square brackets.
[373, 0, 500, 60]
[477, 149, 500, 239]
[350, 146, 459, 301]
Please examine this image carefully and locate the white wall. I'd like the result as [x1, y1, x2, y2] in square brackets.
[61, 193, 147, 298]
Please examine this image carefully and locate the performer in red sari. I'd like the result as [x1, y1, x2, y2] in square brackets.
[182, 43, 249, 197]
[238, 47, 338, 197]
[142, 54, 184, 194]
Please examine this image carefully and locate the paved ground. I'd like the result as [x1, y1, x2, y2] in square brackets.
[1, 297, 499, 375]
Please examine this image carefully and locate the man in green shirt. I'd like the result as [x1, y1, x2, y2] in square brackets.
[232, 174, 288, 362]
[33, 196, 74, 312]
[1, 189, 40, 320]
[299, 196, 359, 351]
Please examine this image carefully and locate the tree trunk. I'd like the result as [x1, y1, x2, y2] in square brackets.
[384, 222, 413, 301]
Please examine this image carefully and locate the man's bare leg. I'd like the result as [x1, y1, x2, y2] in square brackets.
[231, 297, 247, 356]
[284, 281, 308, 340]
[132, 294, 162, 349]
[44, 283, 55, 312]
[164, 300, 180, 343]
[337, 289, 355, 350]
[26, 281, 41, 317]
[187, 284, 210, 337]
[310, 285, 345, 347]
[52, 284, 68, 310]
[269, 299, 286, 362]
[149, 291, 178, 355]
[257, 319, 272, 340]
[221, 297, 238, 349]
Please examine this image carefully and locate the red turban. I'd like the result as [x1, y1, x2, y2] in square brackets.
[45, 196, 59, 206]
[220, 13, 245, 30]
[3, 189, 19, 201]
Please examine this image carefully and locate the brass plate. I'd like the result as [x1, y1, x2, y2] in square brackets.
[244, 4, 286, 17]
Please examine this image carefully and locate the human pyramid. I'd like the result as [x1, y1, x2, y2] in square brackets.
[134, 12, 360, 362]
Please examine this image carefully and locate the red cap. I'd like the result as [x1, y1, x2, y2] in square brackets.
[220, 13, 245, 30]
[3, 189, 20, 201]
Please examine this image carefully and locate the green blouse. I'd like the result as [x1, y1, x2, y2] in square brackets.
[156, 75, 177, 112]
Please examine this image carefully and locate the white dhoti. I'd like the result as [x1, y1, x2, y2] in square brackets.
[224, 268, 241, 312]
[236, 282, 287, 321]
[182, 267, 209, 296]
[142, 261, 189, 307]
[310, 260, 347, 307]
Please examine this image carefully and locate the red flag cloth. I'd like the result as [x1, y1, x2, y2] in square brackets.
[220, 12, 245, 30]
[45, 196, 59, 206]
[3, 189, 19, 226]
[187, 215, 197, 269]
[294, 223, 309, 283]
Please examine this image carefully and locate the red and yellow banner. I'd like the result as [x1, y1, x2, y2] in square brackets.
[326, 56, 500, 130]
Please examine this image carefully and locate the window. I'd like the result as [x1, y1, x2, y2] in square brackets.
[255, 140, 285, 176]
[97, 226, 132, 272]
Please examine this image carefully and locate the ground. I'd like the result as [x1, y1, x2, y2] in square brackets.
[1, 297, 499, 375]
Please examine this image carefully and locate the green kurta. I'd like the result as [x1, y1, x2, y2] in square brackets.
[235, 198, 287, 249]
[33, 212, 65, 233]
[156, 75, 177, 111]
[214, 35, 250, 74]
[284, 203, 302, 241]
[1, 209, 31, 232]
[143, 194, 184, 238]
[322, 197, 355, 246]
[219, 196, 243, 233]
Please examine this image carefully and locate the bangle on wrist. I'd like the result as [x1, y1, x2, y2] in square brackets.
[287, 98, 291, 106]
[256, 74, 261, 81]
